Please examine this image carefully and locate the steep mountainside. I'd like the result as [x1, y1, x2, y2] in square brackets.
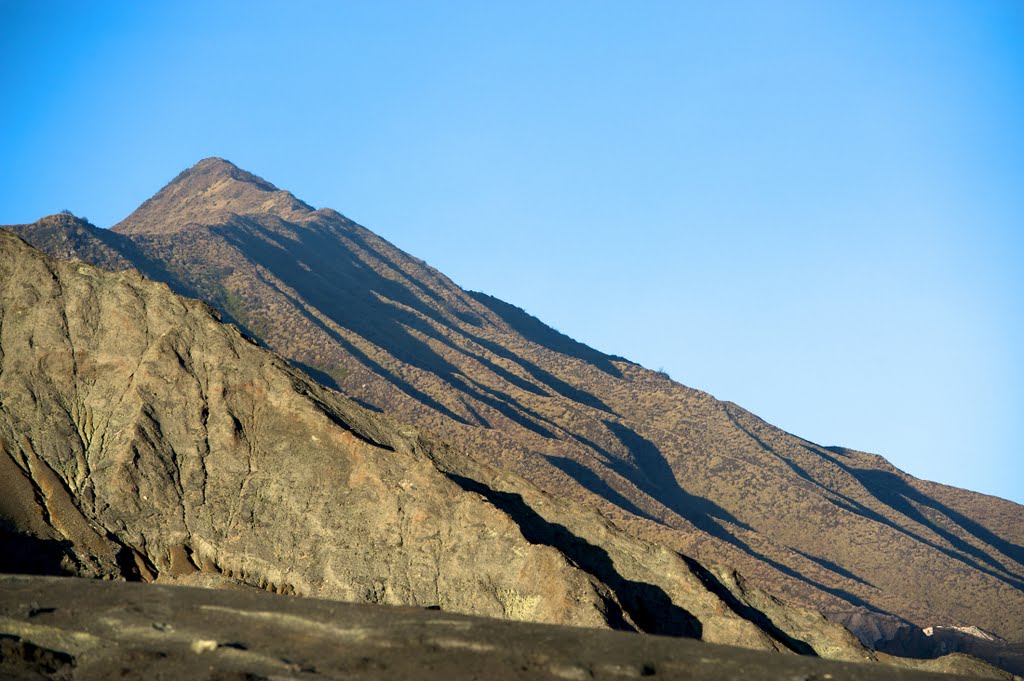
[0, 228, 890, 660]
[7, 158, 1023, 652]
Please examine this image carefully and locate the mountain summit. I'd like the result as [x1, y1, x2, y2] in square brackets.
[113, 157, 313, 235]
[5, 159, 1023, 673]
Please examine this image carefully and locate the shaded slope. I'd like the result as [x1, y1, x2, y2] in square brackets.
[0, 229, 888, 662]
[7, 158, 1023, 650]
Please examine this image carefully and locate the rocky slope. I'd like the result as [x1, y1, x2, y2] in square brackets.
[5, 158, 1023, 661]
[0, 228, 887, 662]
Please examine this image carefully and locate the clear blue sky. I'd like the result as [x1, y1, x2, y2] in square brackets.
[2, 1, 1022, 503]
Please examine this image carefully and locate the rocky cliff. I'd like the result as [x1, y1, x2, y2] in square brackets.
[0, 229, 888, 663]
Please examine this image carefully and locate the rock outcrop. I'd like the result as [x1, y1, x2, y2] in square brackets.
[0, 229, 882, 662]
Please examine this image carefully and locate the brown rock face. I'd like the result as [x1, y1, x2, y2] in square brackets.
[4, 158, 1023, 666]
[0, 229, 881, 661]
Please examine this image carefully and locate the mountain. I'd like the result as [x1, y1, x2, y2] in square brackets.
[6, 158, 1023, 661]
[0, 227, 885, 658]
[3, 227, 1017, 681]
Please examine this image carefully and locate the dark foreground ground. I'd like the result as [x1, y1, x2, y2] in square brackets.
[0, 575, 1008, 681]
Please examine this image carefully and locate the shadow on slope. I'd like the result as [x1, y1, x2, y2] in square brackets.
[467, 291, 625, 379]
[215, 217, 609, 436]
[679, 554, 817, 656]
[723, 408, 1024, 592]
[602, 419, 751, 534]
[545, 455, 659, 523]
[460, 329, 617, 415]
[443, 473, 703, 638]
[819, 449, 1024, 590]
[0, 528, 71, 577]
[549, 421, 899, 617]
[788, 547, 877, 589]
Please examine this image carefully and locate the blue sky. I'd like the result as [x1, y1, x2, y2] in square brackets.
[2, 1, 1022, 503]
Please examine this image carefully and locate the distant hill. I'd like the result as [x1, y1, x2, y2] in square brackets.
[6, 158, 1023, 666]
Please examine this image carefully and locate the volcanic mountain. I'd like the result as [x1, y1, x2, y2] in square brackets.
[6, 159, 1023, 662]
[0, 226, 892, 664]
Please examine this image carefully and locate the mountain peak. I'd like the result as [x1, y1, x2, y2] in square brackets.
[194, 156, 238, 169]
[187, 157, 278, 190]
[112, 158, 312, 235]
